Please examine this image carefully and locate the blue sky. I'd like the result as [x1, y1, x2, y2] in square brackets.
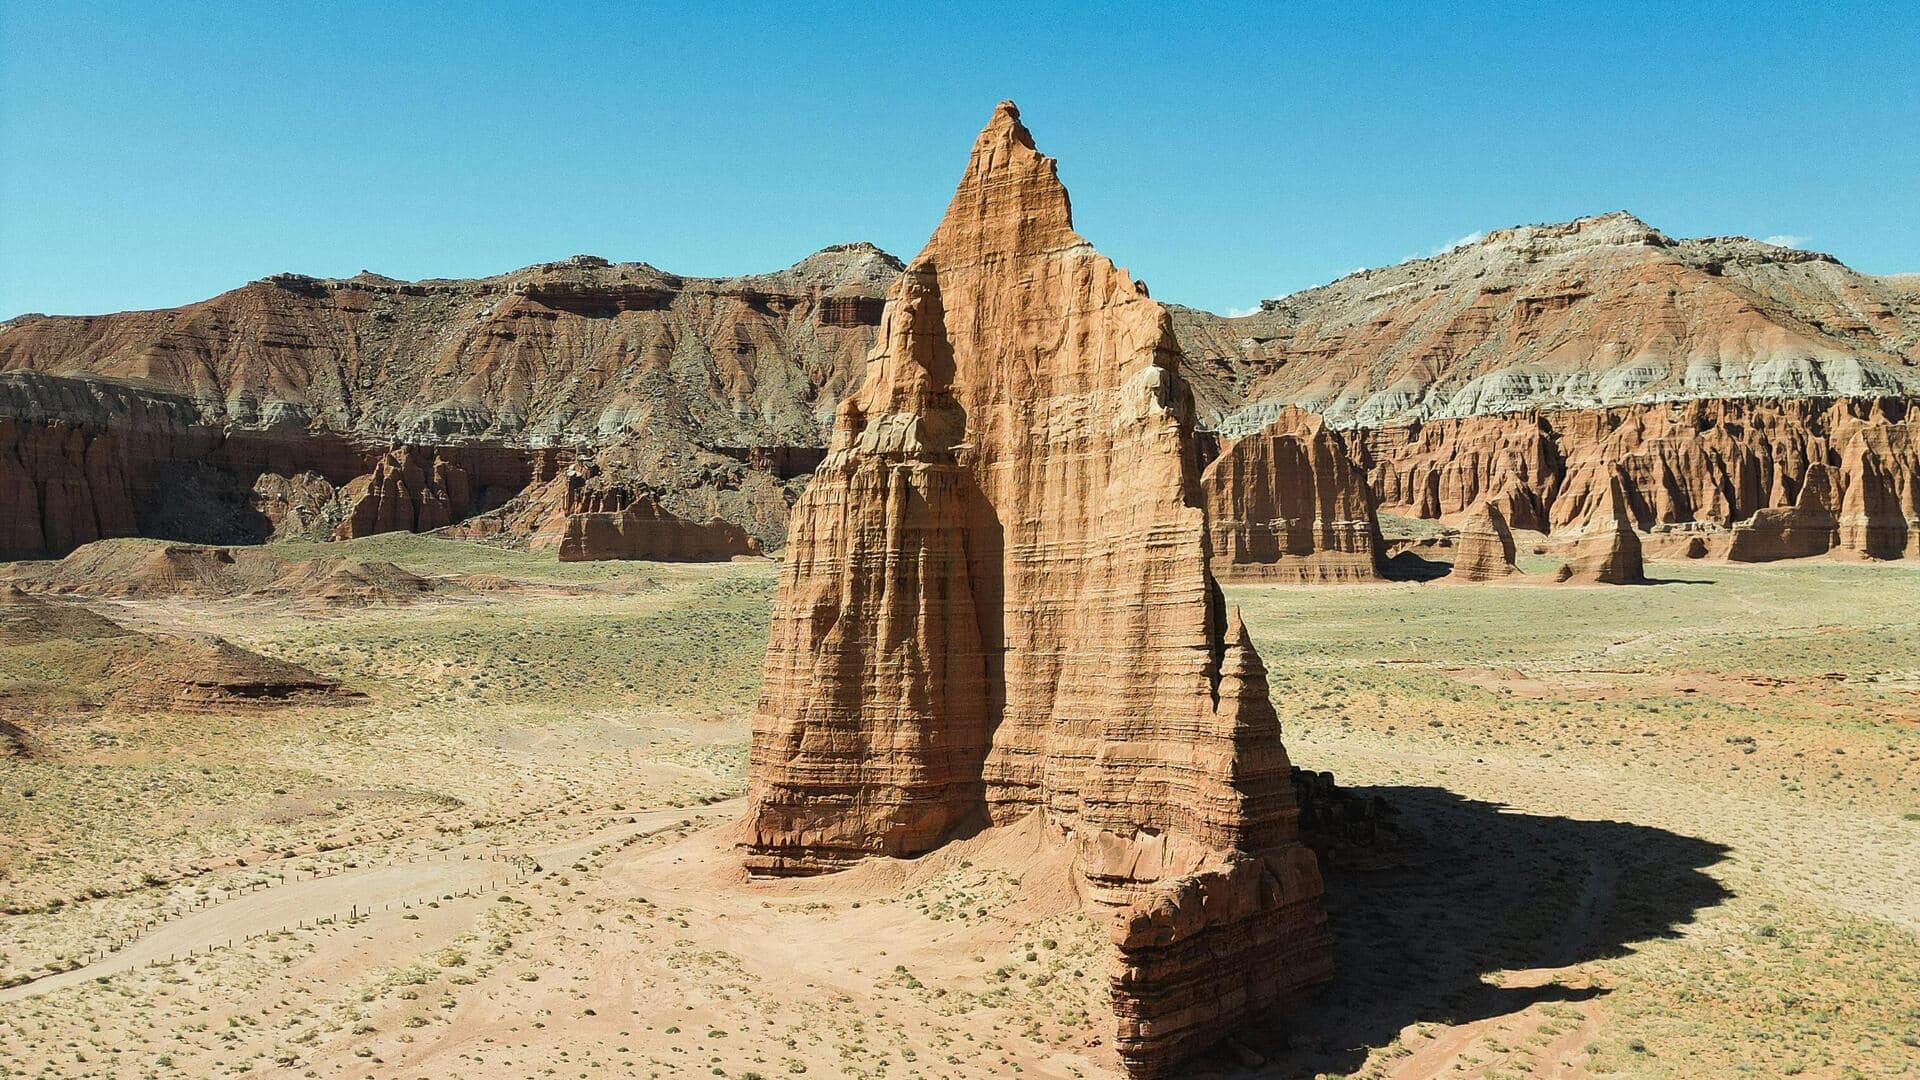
[2, 2, 1916, 320]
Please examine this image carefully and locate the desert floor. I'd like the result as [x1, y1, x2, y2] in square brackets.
[1, 535, 1916, 1079]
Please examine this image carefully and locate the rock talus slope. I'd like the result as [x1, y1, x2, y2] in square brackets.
[743, 103, 1330, 1076]
[1199, 406, 1384, 583]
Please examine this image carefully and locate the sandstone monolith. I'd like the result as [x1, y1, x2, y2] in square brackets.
[743, 102, 1330, 1076]
[1555, 472, 1645, 583]
[1450, 501, 1520, 581]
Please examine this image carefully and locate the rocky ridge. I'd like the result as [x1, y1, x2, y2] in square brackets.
[1187, 212, 1920, 432]
[0, 243, 897, 557]
[6, 196, 1917, 561]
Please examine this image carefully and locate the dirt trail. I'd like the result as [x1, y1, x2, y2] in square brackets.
[0, 800, 739, 1004]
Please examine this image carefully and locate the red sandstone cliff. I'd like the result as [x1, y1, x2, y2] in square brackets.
[743, 103, 1329, 1076]
[1200, 406, 1383, 583]
[1360, 396, 1919, 561]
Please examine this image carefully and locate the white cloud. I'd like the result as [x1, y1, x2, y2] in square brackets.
[1398, 231, 1489, 264]
[1762, 234, 1806, 249]
[1225, 305, 1262, 318]
[1435, 230, 1485, 255]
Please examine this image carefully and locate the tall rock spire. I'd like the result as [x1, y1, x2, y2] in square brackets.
[744, 102, 1331, 1075]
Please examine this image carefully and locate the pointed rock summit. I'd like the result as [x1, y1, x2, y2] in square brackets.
[745, 102, 1331, 1076]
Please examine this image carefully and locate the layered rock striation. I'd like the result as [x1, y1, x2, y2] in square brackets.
[0, 243, 898, 556]
[743, 103, 1330, 1075]
[1553, 474, 1646, 584]
[1193, 212, 1920, 432]
[1449, 501, 1521, 581]
[1360, 396, 1920, 560]
[449, 461, 762, 561]
[1727, 464, 1841, 561]
[9, 184, 1918, 561]
[1200, 406, 1384, 583]
[552, 488, 758, 562]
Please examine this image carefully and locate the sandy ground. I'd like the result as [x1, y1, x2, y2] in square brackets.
[1, 538, 1915, 1079]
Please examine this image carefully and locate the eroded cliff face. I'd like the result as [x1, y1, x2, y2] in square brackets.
[0, 245, 897, 556]
[1361, 396, 1920, 560]
[743, 103, 1330, 1076]
[1200, 406, 1383, 582]
[0, 246, 897, 446]
[8, 188, 1915, 560]
[0, 371, 568, 557]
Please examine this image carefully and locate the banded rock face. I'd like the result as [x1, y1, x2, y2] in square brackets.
[1359, 397, 1920, 561]
[1555, 474, 1646, 584]
[0, 245, 896, 556]
[1450, 502, 1521, 581]
[743, 103, 1330, 1076]
[1193, 212, 1920, 432]
[1200, 406, 1384, 583]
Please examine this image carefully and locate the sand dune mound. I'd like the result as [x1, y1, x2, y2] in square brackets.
[264, 558, 435, 606]
[12, 540, 287, 598]
[0, 716, 28, 757]
[113, 633, 347, 711]
[7, 541, 442, 608]
[0, 585, 137, 645]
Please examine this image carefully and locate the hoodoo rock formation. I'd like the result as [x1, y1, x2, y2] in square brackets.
[1554, 474, 1646, 584]
[743, 104, 1330, 1075]
[1450, 501, 1521, 581]
[1199, 407, 1384, 582]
